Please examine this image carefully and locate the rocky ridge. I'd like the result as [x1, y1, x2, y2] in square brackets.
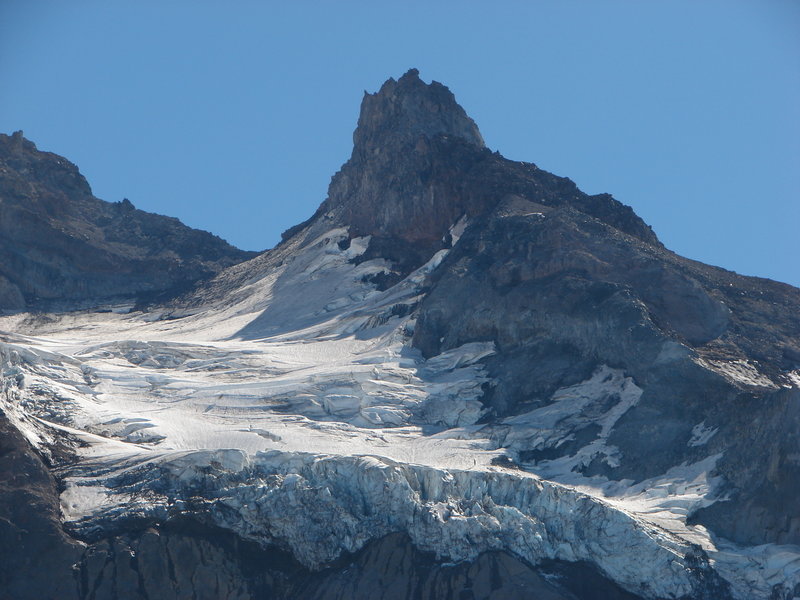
[0, 131, 256, 311]
[276, 69, 658, 290]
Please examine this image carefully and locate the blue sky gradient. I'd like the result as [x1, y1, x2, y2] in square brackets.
[1, 1, 798, 286]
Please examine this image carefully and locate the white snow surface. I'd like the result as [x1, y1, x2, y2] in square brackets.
[695, 357, 779, 390]
[1, 227, 798, 599]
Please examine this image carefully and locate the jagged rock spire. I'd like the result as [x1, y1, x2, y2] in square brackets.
[352, 69, 484, 160]
[309, 69, 659, 282]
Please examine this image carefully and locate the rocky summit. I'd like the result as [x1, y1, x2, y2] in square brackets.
[0, 131, 256, 311]
[0, 70, 798, 600]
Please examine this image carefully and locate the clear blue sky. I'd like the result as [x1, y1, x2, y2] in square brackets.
[1, 1, 798, 287]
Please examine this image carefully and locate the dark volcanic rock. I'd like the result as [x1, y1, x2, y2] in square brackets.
[312, 69, 658, 285]
[0, 411, 83, 600]
[293, 532, 644, 600]
[0, 131, 256, 311]
[353, 68, 485, 156]
[76, 528, 646, 600]
[407, 167, 800, 548]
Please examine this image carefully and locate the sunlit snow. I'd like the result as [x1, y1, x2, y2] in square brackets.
[1, 226, 798, 599]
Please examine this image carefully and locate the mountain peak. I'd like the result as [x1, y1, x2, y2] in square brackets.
[315, 70, 659, 282]
[352, 69, 484, 159]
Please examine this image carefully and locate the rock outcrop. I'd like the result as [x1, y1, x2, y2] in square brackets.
[411, 196, 800, 548]
[310, 69, 659, 285]
[0, 410, 84, 600]
[0, 131, 255, 311]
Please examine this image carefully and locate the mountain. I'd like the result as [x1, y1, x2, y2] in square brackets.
[0, 131, 256, 311]
[0, 70, 798, 600]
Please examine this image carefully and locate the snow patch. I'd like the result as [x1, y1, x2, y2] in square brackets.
[447, 215, 468, 246]
[688, 421, 718, 447]
[697, 358, 778, 390]
[496, 366, 641, 473]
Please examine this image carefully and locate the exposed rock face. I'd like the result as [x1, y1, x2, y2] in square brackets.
[353, 68, 485, 156]
[411, 198, 800, 547]
[308, 69, 658, 284]
[0, 411, 83, 600]
[1, 69, 799, 600]
[0, 131, 255, 311]
[75, 529, 643, 600]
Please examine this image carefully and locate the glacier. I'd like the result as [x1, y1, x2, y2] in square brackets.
[2, 224, 799, 600]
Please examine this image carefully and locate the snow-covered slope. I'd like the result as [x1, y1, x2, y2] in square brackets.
[2, 222, 798, 600]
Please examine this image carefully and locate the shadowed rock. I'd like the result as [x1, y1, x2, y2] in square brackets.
[0, 131, 256, 311]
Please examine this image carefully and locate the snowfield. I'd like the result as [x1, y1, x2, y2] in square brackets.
[2, 227, 799, 599]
